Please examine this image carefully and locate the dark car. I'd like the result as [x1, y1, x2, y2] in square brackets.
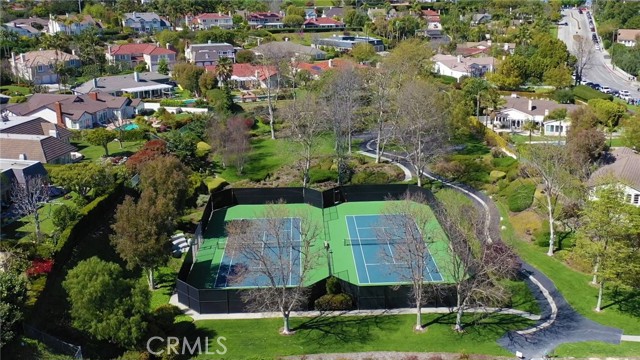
[578, 9, 583, 14]
[590, 83, 601, 90]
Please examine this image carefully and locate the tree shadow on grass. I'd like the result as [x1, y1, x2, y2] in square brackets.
[425, 311, 534, 340]
[293, 311, 400, 345]
[601, 288, 640, 318]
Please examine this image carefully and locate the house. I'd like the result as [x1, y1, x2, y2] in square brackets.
[488, 95, 579, 131]
[323, 7, 345, 19]
[305, 9, 318, 20]
[616, 29, 640, 47]
[543, 119, 571, 136]
[251, 41, 326, 61]
[432, 54, 496, 82]
[48, 14, 101, 35]
[0, 158, 48, 203]
[589, 147, 640, 206]
[106, 43, 176, 73]
[367, 8, 387, 21]
[456, 41, 516, 57]
[0, 115, 76, 164]
[205, 63, 278, 90]
[247, 12, 283, 28]
[303, 17, 344, 29]
[471, 13, 492, 25]
[192, 13, 233, 30]
[2, 17, 48, 38]
[313, 35, 385, 52]
[419, 22, 445, 40]
[9, 50, 81, 85]
[4, 93, 142, 130]
[122, 12, 171, 33]
[421, 9, 441, 23]
[185, 42, 236, 67]
[295, 58, 362, 79]
[73, 72, 174, 99]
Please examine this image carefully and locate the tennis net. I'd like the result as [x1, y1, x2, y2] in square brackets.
[344, 237, 402, 246]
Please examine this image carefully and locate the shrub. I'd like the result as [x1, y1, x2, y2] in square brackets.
[314, 293, 353, 311]
[26, 258, 54, 277]
[553, 89, 575, 104]
[489, 170, 506, 182]
[121, 129, 145, 141]
[9, 96, 27, 103]
[205, 176, 228, 193]
[350, 170, 390, 184]
[196, 141, 211, 158]
[309, 168, 337, 183]
[492, 156, 517, 170]
[52, 204, 80, 231]
[326, 276, 341, 295]
[507, 181, 536, 212]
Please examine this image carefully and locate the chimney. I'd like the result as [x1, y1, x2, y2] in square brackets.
[134, 71, 139, 82]
[133, 11, 136, 18]
[54, 102, 65, 128]
[72, 49, 76, 56]
[528, 99, 533, 111]
[544, 109, 549, 117]
[328, 59, 333, 68]
[218, 11, 221, 16]
[20, 53, 25, 62]
[457, 55, 462, 63]
[108, 45, 112, 55]
[166, 42, 170, 49]
[487, 40, 492, 46]
[48, 129, 59, 138]
[208, 40, 212, 44]
[88, 92, 98, 101]
[92, 78, 98, 88]
[254, 70, 259, 79]
[19, 154, 27, 160]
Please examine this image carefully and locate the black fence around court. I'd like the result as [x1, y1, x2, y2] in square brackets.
[176, 185, 450, 314]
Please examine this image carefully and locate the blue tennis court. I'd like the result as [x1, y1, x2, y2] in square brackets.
[214, 218, 302, 288]
[346, 214, 443, 285]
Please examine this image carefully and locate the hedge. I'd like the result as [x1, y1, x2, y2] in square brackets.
[572, 85, 613, 102]
[309, 168, 337, 184]
[314, 293, 353, 311]
[205, 176, 228, 193]
[351, 170, 390, 185]
[505, 180, 536, 212]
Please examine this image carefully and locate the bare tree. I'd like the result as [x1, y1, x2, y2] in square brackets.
[392, 80, 451, 186]
[436, 196, 517, 331]
[572, 35, 595, 85]
[281, 94, 327, 187]
[377, 192, 438, 331]
[520, 144, 577, 256]
[10, 175, 50, 241]
[256, 48, 290, 140]
[226, 202, 322, 334]
[208, 115, 250, 173]
[322, 68, 365, 184]
[363, 67, 397, 163]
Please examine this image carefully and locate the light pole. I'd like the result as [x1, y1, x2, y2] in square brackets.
[324, 241, 333, 276]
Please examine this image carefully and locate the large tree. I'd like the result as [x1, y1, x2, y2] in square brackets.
[172, 63, 205, 96]
[63, 257, 149, 348]
[0, 271, 28, 347]
[111, 190, 174, 289]
[573, 184, 640, 312]
[377, 192, 438, 331]
[138, 155, 191, 212]
[391, 80, 451, 186]
[84, 128, 117, 157]
[226, 202, 322, 334]
[621, 114, 640, 150]
[363, 65, 397, 163]
[572, 35, 595, 85]
[10, 175, 49, 241]
[281, 94, 327, 187]
[520, 144, 578, 256]
[49, 162, 114, 199]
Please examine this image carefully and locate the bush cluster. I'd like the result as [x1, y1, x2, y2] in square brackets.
[506, 181, 536, 212]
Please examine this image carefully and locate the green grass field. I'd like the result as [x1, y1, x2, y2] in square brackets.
[190, 313, 532, 359]
[498, 202, 640, 335]
[553, 341, 640, 357]
[0, 85, 31, 96]
[72, 139, 144, 162]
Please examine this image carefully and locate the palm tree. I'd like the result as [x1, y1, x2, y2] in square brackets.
[215, 57, 233, 88]
[522, 121, 539, 145]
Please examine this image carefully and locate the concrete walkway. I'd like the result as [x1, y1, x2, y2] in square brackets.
[358, 139, 626, 360]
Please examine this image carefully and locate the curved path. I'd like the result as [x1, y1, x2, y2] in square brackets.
[358, 138, 623, 360]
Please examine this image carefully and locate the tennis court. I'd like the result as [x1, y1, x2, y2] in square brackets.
[214, 217, 302, 288]
[346, 214, 443, 285]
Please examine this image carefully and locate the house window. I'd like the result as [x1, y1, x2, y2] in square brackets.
[37, 65, 44, 72]
[634, 194, 640, 204]
[626, 194, 632, 203]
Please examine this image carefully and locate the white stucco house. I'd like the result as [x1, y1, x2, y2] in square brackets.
[543, 119, 571, 137]
[486, 95, 580, 132]
[589, 147, 640, 206]
[432, 54, 496, 82]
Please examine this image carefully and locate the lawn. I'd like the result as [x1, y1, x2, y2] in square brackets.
[0, 85, 31, 96]
[72, 139, 144, 162]
[497, 201, 640, 335]
[509, 134, 565, 145]
[190, 313, 532, 359]
[291, 0, 337, 7]
[552, 341, 640, 357]
[150, 256, 184, 310]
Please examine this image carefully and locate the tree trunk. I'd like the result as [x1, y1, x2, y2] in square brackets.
[595, 280, 604, 312]
[376, 116, 383, 163]
[455, 291, 464, 332]
[267, 89, 275, 140]
[414, 164, 422, 187]
[591, 256, 600, 285]
[546, 191, 555, 256]
[303, 153, 311, 188]
[147, 268, 155, 290]
[104, 144, 110, 157]
[34, 210, 42, 242]
[415, 303, 423, 331]
[282, 312, 292, 334]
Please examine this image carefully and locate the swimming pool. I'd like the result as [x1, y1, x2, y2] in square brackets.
[116, 124, 139, 131]
[183, 99, 197, 105]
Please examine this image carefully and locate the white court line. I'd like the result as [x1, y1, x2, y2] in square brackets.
[366, 262, 410, 266]
[353, 216, 373, 283]
[223, 251, 234, 288]
[345, 215, 362, 284]
[213, 248, 226, 287]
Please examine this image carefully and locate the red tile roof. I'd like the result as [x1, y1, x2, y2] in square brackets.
[422, 9, 439, 16]
[196, 13, 231, 20]
[109, 43, 176, 56]
[206, 63, 278, 81]
[296, 58, 361, 76]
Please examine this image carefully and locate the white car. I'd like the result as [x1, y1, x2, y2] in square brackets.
[595, 44, 601, 51]
[600, 86, 611, 94]
[620, 90, 632, 100]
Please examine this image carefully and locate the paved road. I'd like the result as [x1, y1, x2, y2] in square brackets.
[558, 9, 640, 98]
[358, 139, 624, 360]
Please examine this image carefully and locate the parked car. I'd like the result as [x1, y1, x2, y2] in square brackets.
[610, 90, 620, 97]
[595, 44, 601, 50]
[620, 90, 632, 100]
[590, 83, 601, 90]
[600, 86, 611, 94]
[581, 79, 590, 85]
